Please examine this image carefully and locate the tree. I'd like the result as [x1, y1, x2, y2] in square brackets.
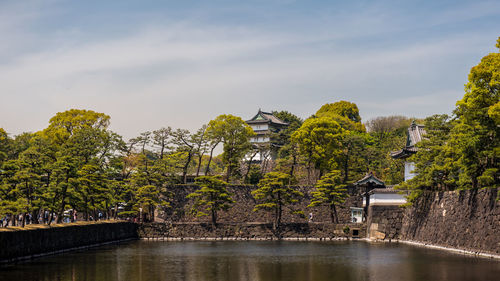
[41, 109, 121, 223]
[14, 143, 45, 226]
[316, 100, 365, 132]
[192, 125, 210, 177]
[172, 129, 195, 184]
[365, 116, 412, 184]
[44, 109, 110, 145]
[74, 164, 104, 220]
[252, 172, 303, 228]
[127, 154, 171, 221]
[186, 176, 234, 225]
[136, 185, 166, 222]
[366, 116, 411, 135]
[0, 160, 27, 226]
[152, 127, 172, 159]
[402, 37, 500, 199]
[317, 101, 361, 122]
[0, 128, 9, 165]
[206, 115, 255, 181]
[271, 111, 303, 155]
[337, 131, 374, 184]
[291, 117, 345, 183]
[402, 115, 458, 195]
[308, 170, 347, 223]
[451, 38, 500, 188]
[270, 111, 303, 180]
[204, 122, 224, 175]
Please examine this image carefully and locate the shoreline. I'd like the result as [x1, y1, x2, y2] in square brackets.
[0, 238, 137, 265]
[394, 239, 500, 260]
[2, 235, 499, 265]
[139, 236, 500, 260]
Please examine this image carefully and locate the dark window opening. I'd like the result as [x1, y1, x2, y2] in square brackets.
[352, 229, 359, 236]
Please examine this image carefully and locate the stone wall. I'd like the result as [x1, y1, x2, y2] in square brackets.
[139, 222, 366, 239]
[161, 185, 362, 224]
[0, 221, 138, 263]
[366, 205, 404, 240]
[400, 188, 500, 255]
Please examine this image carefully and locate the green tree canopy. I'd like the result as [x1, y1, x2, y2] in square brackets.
[252, 172, 303, 228]
[402, 37, 500, 199]
[206, 114, 255, 181]
[186, 176, 234, 225]
[308, 170, 348, 223]
[44, 109, 110, 145]
[451, 38, 500, 188]
[316, 101, 365, 132]
[316, 101, 362, 123]
[291, 117, 345, 182]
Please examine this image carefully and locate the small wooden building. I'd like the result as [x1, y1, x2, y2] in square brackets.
[354, 172, 385, 222]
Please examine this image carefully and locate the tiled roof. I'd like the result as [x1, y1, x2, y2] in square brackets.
[390, 147, 418, 159]
[246, 109, 289, 126]
[261, 112, 288, 125]
[354, 172, 385, 187]
[407, 121, 426, 147]
[368, 188, 408, 195]
[391, 121, 426, 159]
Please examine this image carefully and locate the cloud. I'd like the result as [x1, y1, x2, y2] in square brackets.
[0, 0, 498, 140]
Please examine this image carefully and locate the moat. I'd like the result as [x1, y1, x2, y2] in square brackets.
[1, 241, 499, 281]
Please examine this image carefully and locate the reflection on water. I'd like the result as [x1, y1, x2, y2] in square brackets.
[1, 241, 499, 281]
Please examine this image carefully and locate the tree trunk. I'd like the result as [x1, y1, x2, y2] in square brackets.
[276, 192, 282, 229]
[48, 212, 54, 226]
[31, 210, 39, 224]
[205, 145, 217, 175]
[244, 151, 257, 183]
[343, 146, 350, 184]
[226, 149, 233, 182]
[150, 206, 155, 222]
[196, 154, 203, 177]
[307, 159, 312, 185]
[114, 204, 118, 220]
[330, 204, 339, 223]
[57, 194, 66, 223]
[160, 140, 165, 160]
[85, 197, 89, 221]
[289, 154, 297, 178]
[57, 176, 70, 224]
[182, 152, 193, 184]
[211, 208, 217, 226]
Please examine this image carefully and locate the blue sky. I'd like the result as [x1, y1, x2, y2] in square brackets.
[1, 0, 499, 139]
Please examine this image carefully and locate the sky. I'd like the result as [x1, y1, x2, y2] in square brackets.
[0, 0, 499, 140]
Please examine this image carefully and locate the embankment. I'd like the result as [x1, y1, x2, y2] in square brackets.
[139, 222, 365, 239]
[0, 221, 138, 263]
[400, 188, 500, 256]
[162, 185, 362, 224]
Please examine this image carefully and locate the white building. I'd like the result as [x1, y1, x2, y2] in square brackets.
[390, 121, 426, 181]
[246, 109, 289, 161]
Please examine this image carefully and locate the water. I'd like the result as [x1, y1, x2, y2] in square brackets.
[1, 240, 499, 281]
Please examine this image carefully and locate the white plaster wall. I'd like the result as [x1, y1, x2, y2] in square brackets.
[372, 193, 407, 205]
[251, 124, 268, 131]
[404, 161, 416, 181]
[251, 137, 269, 143]
[364, 193, 406, 206]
